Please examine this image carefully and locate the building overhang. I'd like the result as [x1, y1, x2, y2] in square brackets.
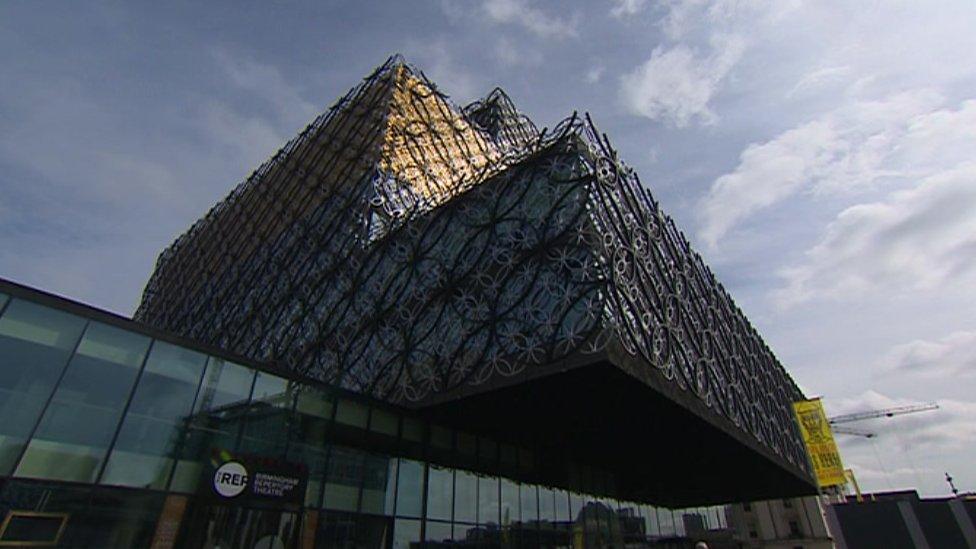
[416, 350, 817, 507]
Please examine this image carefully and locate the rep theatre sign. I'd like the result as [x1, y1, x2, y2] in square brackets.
[206, 452, 307, 504]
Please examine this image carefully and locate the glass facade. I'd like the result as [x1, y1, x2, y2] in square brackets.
[0, 286, 729, 548]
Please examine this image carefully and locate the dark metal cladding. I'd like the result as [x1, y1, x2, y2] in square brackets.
[462, 88, 540, 152]
[135, 56, 814, 494]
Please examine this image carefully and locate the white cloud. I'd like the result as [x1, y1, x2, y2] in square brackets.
[698, 119, 842, 247]
[585, 65, 605, 84]
[660, 0, 802, 40]
[480, 0, 578, 39]
[403, 38, 480, 101]
[775, 161, 976, 307]
[698, 90, 971, 248]
[493, 36, 543, 68]
[610, 0, 647, 19]
[619, 34, 744, 127]
[197, 101, 286, 170]
[212, 49, 317, 126]
[787, 65, 851, 98]
[881, 330, 976, 378]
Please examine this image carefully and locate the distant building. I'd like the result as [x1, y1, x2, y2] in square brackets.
[825, 490, 976, 548]
[726, 496, 833, 548]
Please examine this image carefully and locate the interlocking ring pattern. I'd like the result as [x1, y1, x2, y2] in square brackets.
[135, 57, 809, 475]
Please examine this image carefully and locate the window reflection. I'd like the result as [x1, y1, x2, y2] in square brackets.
[295, 386, 334, 420]
[658, 507, 676, 536]
[100, 341, 207, 489]
[425, 520, 452, 544]
[17, 322, 149, 482]
[426, 465, 453, 521]
[539, 486, 555, 522]
[478, 476, 500, 526]
[391, 518, 421, 549]
[170, 358, 255, 492]
[239, 372, 293, 459]
[360, 454, 396, 516]
[554, 490, 570, 522]
[289, 442, 329, 507]
[520, 484, 538, 522]
[0, 300, 86, 474]
[369, 407, 398, 437]
[642, 505, 660, 537]
[454, 470, 477, 523]
[401, 418, 423, 443]
[500, 478, 519, 526]
[323, 446, 364, 512]
[317, 511, 392, 548]
[395, 459, 424, 518]
[335, 399, 368, 429]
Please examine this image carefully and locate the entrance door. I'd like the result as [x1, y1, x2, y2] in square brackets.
[182, 503, 302, 549]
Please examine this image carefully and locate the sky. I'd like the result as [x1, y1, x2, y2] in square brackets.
[2, 1, 975, 498]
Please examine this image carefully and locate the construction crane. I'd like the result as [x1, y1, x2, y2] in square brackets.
[828, 402, 939, 426]
[828, 403, 940, 437]
[831, 426, 876, 438]
[825, 403, 939, 498]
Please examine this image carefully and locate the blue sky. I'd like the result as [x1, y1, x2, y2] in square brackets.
[2, 1, 976, 497]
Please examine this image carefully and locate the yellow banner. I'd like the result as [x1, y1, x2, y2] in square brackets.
[793, 399, 846, 488]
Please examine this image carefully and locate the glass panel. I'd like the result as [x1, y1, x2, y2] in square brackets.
[250, 372, 291, 407]
[360, 454, 396, 516]
[369, 407, 398, 437]
[454, 523, 479, 544]
[520, 484, 538, 522]
[291, 387, 332, 464]
[570, 492, 584, 522]
[17, 323, 149, 482]
[539, 487, 556, 522]
[395, 459, 424, 518]
[426, 465, 453, 521]
[317, 511, 392, 548]
[454, 469, 477, 523]
[289, 442, 329, 507]
[425, 520, 452, 543]
[430, 425, 452, 450]
[335, 399, 368, 428]
[658, 508, 676, 536]
[193, 359, 254, 413]
[169, 359, 254, 492]
[0, 300, 86, 474]
[295, 386, 333, 419]
[100, 341, 207, 489]
[323, 446, 363, 512]
[239, 372, 292, 459]
[578, 494, 598, 546]
[555, 490, 570, 522]
[0, 293, 7, 310]
[642, 505, 659, 537]
[0, 480, 164, 548]
[673, 509, 686, 536]
[392, 518, 421, 549]
[500, 478, 519, 527]
[478, 476, 500, 525]
[401, 418, 423, 442]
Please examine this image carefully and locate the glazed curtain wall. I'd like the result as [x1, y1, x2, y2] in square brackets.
[0, 292, 727, 547]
